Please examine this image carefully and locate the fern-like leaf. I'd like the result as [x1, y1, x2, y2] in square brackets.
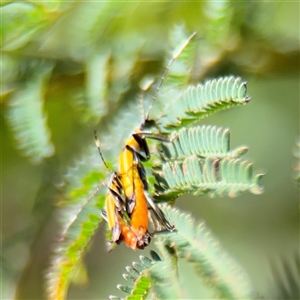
[111, 203, 258, 299]
[46, 189, 106, 300]
[110, 256, 153, 300]
[5, 61, 55, 164]
[161, 125, 248, 161]
[75, 42, 140, 124]
[46, 144, 109, 299]
[156, 205, 256, 299]
[155, 156, 263, 200]
[148, 240, 183, 299]
[47, 157, 106, 300]
[78, 50, 111, 123]
[154, 125, 263, 200]
[110, 248, 183, 300]
[163, 76, 250, 129]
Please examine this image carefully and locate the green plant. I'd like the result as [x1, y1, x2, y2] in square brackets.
[2, 2, 299, 300]
[110, 205, 257, 300]
[44, 26, 264, 300]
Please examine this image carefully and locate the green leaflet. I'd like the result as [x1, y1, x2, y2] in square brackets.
[161, 125, 248, 161]
[75, 40, 140, 124]
[154, 124, 263, 200]
[75, 50, 111, 123]
[6, 61, 55, 164]
[161, 76, 250, 129]
[110, 248, 182, 300]
[46, 148, 109, 300]
[113, 206, 257, 299]
[109, 256, 153, 300]
[148, 240, 183, 299]
[155, 205, 256, 299]
[155, 155, 264, 200]
[46, 191, 106, 300]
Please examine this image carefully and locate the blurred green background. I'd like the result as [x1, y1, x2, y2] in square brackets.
[1, 1, 299, 299]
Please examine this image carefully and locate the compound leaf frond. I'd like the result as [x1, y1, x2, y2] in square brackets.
[163, 76, 250, 129]
[6, 61, 55, 164]
[155, 156, 264, 200]
[162, 125, 248, 161]
[110, 256, 153, 300]
[155, 205, 256, 299]
[46, 186, 106, 300]
[148, 240, 183, 299]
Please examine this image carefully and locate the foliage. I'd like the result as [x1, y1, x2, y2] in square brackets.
[110, 206, 256, 299]
[43, 26, 265, 300]
[161, 125, 249, 161]
[46, 191, 105, 300]
[2, 2, 298, 300]
[110, 255, 153, 300]
[155, 125, 263, 201]
[156, 155, 263, 200]
[161, 76, 251, 129]
[5, 60, 55, 164]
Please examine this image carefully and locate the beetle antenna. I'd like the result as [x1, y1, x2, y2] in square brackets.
[145, 31, 197, 121]
[94, 130, 113, 174]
